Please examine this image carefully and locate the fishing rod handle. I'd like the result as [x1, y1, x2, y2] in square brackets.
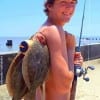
[74, 47, 83, 77]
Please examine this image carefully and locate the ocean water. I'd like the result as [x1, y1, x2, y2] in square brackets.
[0, 37, 28, 53]
[0, 36, 100, 53]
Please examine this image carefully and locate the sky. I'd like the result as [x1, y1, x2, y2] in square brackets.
[0, 0, 100, 37]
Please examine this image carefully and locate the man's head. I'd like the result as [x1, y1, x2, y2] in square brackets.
[44, 0, 77, 25]
[44, 0, 77, 15]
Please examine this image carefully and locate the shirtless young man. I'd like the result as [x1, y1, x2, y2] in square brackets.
[34, 0, 83, 100]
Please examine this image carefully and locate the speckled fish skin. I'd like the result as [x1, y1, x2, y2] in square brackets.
[6, 53, 28, 100]
[22, 38, 50, 99]
[6, 38, 50, 100]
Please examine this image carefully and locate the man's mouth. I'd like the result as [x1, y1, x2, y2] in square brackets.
[63, 13, 68, 16]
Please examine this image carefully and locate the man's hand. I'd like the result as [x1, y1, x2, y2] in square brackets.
[74, 52, 83, 66]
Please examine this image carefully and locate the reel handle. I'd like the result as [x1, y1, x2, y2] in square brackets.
[83, 77, 89, 81]
[87, 66, 95, 70]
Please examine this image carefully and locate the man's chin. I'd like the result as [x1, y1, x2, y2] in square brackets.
[64, 19, 70, 23]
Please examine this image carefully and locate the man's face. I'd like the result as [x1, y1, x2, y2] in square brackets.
[48, 0, 77, 25]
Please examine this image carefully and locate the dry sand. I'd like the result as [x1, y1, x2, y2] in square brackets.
[0, 59, 100, 100]
[76, 58, 100, 100]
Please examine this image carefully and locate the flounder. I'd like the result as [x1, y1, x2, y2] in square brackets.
[6, 53, 28, 100]
[6, 36, 50, 100]
[22, 38, 49, 99]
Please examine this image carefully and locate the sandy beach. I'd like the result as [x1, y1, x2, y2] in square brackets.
[0, 58, 100, 100]
[76, 58, 100, 100]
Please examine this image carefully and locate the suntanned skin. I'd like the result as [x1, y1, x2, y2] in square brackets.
[28, 0, 83, 100]
[35, 22, 75, 100]
[43, 27, 74, 100]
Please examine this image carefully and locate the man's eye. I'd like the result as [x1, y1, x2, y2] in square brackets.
[61, 2, 67, 6]
[71, 0, 77, 5]
[60, 1, 77, 7]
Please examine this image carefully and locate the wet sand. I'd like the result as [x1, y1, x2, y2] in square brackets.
[0, 58, 100, 100]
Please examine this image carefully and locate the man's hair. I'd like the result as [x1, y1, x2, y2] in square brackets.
[44, 0, 78, 15]
[44, 0, 55, 15]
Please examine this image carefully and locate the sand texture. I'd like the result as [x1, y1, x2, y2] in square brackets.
[0, 59, 100, 100]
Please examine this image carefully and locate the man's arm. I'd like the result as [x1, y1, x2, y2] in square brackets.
[65, 32, 76, 72]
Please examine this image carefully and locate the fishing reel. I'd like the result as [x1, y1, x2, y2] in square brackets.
[75, 65, 95, 81]
[74, 46, 95, 82]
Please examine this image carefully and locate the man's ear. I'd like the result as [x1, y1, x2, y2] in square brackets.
[46, 4, 53, 11]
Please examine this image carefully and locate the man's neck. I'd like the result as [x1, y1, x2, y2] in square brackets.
[46, 18, 65, 27]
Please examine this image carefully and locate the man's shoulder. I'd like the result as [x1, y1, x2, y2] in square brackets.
[65, 31, 75, 38]
[41, 25, 58, 32]
[39, 25, 59, 37]
[65, 31, 76, 47]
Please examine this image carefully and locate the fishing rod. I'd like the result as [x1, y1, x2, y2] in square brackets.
[78, 0, 86, 50]
[75, 0, 95, 81]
